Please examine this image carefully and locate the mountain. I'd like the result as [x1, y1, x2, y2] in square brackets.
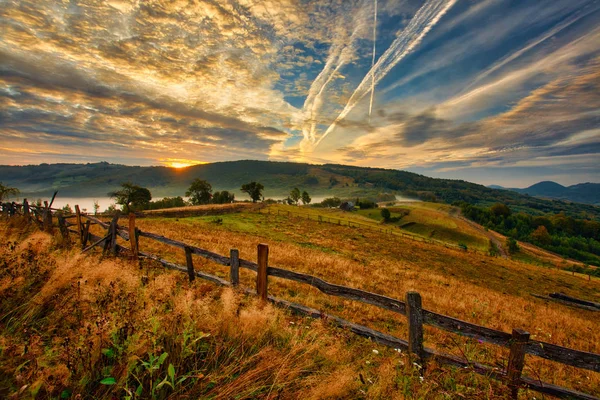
[511, 181, 600, 205]
[1, 160, 599, 219]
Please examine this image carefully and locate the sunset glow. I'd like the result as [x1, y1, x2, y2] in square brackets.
[0, 0, 598, 186]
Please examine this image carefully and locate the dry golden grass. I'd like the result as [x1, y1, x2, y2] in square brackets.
[126, 206, 600, 396]
[2, 205, 599, 399]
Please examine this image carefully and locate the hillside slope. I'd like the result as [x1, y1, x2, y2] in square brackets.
[511, 181, 600, 205]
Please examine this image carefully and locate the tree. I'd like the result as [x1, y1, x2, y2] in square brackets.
[0, 182, 19, 201]
[93, 200, 100, 215]
[490, 203, 511, 217]
[531, 225, 552, 245]
[186, 179, 212, 205]
[381, 208, 391, 222]
[289, 188, 301, 205]
[506, 237, 520, 254]
[301, 190, 311, 205]
[109, 182, 152, 213]
[241, 182, 264, 203]
[212, 190, 235, 204]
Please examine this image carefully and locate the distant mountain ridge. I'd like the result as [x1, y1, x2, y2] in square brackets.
[490, 181, 600, 205]
[1, 160, 599, 219]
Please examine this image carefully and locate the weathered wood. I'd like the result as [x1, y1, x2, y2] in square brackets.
[531, 293, 599, 312]
[138, 250, 230, 286]
[42, 201, 52, 232]
[57, 215, 71, 245]
[506, 329, 530, 399]
[549, 292, 600, 309]
[230, 249, 240, 286]
[138, 230, 230, 265]
[75, 205, 83, 243]
[82, 234, 110, 253]
[128, 213, 138, 258]
[520, 376, 600, 400]
[257, 244, 269, 301]
[266, 266, 407, 315]
[423, 310, 512, 347]
[407, 291, 425, 363]
[526, 339, 600, 373]
[108, 213, 120, 256]
[83, 215, 130, 241]
[23, 199, 30, 221]
[49, 191, 58, 208]
[81, 220, 91, 248]
[185, 246, 195, 282]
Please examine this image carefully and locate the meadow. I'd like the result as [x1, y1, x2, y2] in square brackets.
[0, 203, 599, 399]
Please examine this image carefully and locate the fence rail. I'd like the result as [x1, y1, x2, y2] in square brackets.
[2, 200, 599, 400]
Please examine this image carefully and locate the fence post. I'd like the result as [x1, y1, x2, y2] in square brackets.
[23, 199, 30, 221]
[128, 213, 138, 258]
[43, 201, 52, 232]
[57, 214, 71, 246]
[75, 205, 83, 243]
[506, 329, 530, 399]
[257, 244, 269, 301]
[184, 246, 195, 282]
[230, 249, 240, 286]
[406, 291, 425, 367]
[82, 220, 91, 248]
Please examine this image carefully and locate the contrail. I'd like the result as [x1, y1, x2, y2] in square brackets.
[368, 0, 378, 120]
[315, 0, 457, 148]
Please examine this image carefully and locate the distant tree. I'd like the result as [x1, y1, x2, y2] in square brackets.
[186, 179, 212, 205]
[321, 197, 342, 208]
[531, 225, 552, 245]
[109, 182, 152, 213]
[381, 208, 391, 222]
[241, 182, 264, 203]
[212, 190, 235, 204]
[93, 200, 100, 215]
[62, 204, 73, 213]
[329, 176, 339, 187]
[301, 191, 311, 205]
[0, 182, 19, 201]
[506, 237, 520, 254]
[490, 203, 511, 217]
[289, 188, 301, 205]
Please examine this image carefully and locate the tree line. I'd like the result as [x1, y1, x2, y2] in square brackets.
[107, 179, 269, 213]
[459, 202, 600, 266]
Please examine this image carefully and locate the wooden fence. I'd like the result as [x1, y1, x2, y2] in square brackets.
[2, 200, 600, 400]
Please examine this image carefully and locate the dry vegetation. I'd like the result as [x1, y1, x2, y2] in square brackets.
[1, 203, 599, 399]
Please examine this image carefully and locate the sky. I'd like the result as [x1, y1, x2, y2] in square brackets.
[1, 0, 599, 187]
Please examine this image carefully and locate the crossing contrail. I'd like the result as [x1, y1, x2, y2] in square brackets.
[368, 0, 378, 120]
[315, 0, 457, 148]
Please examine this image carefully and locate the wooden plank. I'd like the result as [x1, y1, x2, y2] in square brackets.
[75, 205, 83, 243]
[84, 215, 130, 241]
[549, 293, 600, 309]
[57, 215, 71, 245]
[407, 291, 425, 363]
[506, 329, 530, 399]
[128, 213, 138, 258]
[520, 376, 600, 400]
[526, 340, 600, 373]
[230, 249, 240, 286]
[138, 250, 230, 286]
[185, 246, 195, 282]
[109, 214, 119, 256]
[82, 234, 110, 253]
[531, 293, 599, 312]
[257, 243, 269, 301]
[422, 310, 512, 347]
[138, 230, 230, 265]
[81, 220, 91, 248]
[266, 266, 407, 315]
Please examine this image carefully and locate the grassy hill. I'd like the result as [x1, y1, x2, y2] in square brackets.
[2, 160, 600, 219]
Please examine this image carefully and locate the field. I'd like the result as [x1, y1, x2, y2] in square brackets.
[1, 203, 599, 399]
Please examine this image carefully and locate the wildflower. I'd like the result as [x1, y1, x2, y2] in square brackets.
[372, 349, 379, 355]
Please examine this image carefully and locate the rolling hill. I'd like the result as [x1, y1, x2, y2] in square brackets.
[492, 181, 600, 205]
[1, 160, 600, 219]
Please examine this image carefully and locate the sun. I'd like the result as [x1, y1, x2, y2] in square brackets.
[161, 159, 207, 169]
